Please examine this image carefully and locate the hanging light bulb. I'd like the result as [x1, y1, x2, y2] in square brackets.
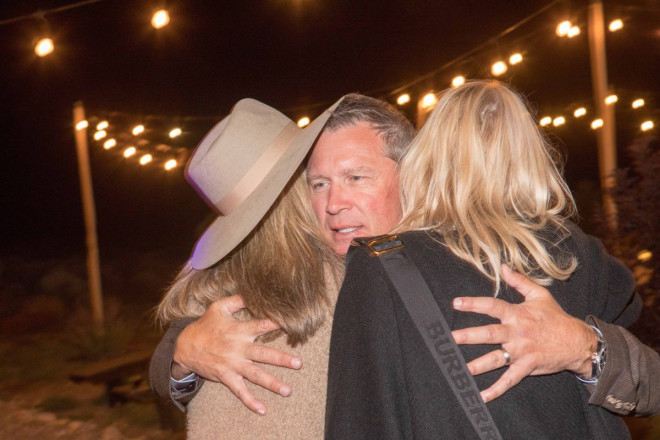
[164, 159, 177, 170]
[169, 128, 182, 138]
[151, 9, 170, 29]
[103, 138, 117, 150]
[421, 92, 437, 109]
[605, 95, 618, 105]
[451, 75, 465, 88]
[573, 107, 587, 118]
[35, 38, 54, 57]
[591, 119, 604, 130]
[491, 61, 508, 76]
[297, 117, 310, 128]
[94, 130, 107, 140]
[124, 146, 137, 158]
[132, 124, 145, 135]
[96, 121, 109, 131]
[641, 121, 654, 132]
[553, 116, 566, 127]
[567, 26, 580, 38]
[539, 117, 552, 127]
[76, 120, 89, 131]
[631, 99, 645, 109]
[556, 20, 572, 37]
[397, 93, 411, 106]
[139, 154, 153, 165]
[508, 53, 523, 65]
[608, 19, 623, 32]
[637, 249, 652, 262]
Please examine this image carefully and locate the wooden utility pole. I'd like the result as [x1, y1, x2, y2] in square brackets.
[73, 101, 104, 330]
[588, 0, 618, 232]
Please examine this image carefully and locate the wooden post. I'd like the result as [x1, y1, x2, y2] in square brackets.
[73, 101, 104, 330]
[588, 0, 618, 232]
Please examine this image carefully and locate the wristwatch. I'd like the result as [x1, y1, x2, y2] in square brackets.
[576, 325, 607, 384]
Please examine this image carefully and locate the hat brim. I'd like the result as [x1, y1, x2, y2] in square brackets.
[189, 97, 343, 269]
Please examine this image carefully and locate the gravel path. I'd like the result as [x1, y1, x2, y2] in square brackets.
[0, 398, 182, 440]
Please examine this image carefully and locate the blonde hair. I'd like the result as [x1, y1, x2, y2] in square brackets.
[157, 168, 343, 346]
[395, 80, 577, 293]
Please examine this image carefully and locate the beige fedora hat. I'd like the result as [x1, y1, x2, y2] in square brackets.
[185, 97, 343, 269]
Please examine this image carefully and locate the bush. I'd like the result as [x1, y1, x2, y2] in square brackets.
[594, 135, 659, 350]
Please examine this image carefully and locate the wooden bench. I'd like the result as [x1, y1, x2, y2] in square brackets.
[69, 348, 184, 431]
[69, 349, 154, 406]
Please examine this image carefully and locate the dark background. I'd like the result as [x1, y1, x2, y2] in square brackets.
[1, 0, 658, 273]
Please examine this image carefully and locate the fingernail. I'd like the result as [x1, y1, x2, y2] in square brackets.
[257, 407, 266, 415]
[453, 298, 463, 308]
[280, 385, 291, 396]
[481, 392, 488, 403]
[291, 357, 302, 369]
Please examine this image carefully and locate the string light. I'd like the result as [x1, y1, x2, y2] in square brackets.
[573, 107, 587, 118]
[605, 94, 618, 105]
[53, 0, 656, 182]
[508, 53, 523, 65]
[632, 99, 645, 109]
[637, 249, 652, 262]
[35, 38, 54, 57]
[96, 121, 109, 130]
[609, 19, 623, 32]
[540, 116, 552, 126]
[591, 118, 604, 129]
[641, 121, 654, 131]
[76, 120, 89, 131]
[556, 20, 572, 37]
[123, 146, 137, 158]
[567, 26, 580, 38]
[491, 61, 508, 76]
[93, 130, 107, 140]
[421, 92, 437, 109]
[164, 159, 177, 170]
[151, 10, 170, 29]
[451, 75, 465, 88]
[396, 93, 411, 105]
[103, 138, 116, 150]
[297, 117, 310, 128]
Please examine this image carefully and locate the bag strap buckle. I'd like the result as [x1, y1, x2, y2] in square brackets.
[351, 235, 404, 257]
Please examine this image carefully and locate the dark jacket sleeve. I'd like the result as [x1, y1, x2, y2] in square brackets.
[585, 316, 660, 416]
[325, 246, 413, 439]
[149, 317, 205, 411]
[564, 222, 640, 327]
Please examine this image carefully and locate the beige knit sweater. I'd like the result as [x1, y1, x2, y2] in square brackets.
[186, 280, 339, 439]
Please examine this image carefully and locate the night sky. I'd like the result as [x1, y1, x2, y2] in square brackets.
[1, 0, 658, 263]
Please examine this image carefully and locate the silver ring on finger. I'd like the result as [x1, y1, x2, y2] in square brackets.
[501, 348, 511, 366]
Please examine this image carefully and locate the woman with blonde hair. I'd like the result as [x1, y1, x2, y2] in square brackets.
[326, 80, 640, 439]
[151, 97, 345, 439]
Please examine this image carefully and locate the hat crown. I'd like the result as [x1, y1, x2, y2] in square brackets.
[185, 98, 297, 212]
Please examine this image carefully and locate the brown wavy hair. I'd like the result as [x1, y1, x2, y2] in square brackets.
[156, 168, 343, 346]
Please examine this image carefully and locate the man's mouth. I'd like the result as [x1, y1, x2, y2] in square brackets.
[334, 226, 360, 234]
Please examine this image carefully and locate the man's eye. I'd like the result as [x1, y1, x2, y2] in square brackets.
[311, 182, 327, 190]
[349, 175, 364, 182]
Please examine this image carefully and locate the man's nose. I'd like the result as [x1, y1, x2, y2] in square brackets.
[326, 185, 351, 214]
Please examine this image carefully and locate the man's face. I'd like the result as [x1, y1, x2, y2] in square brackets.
[306, 122, 401, 255]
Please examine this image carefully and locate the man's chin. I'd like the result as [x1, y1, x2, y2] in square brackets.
[332, 234, 361, 256]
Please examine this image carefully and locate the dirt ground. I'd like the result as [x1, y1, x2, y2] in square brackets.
[0, 325, 185, 440]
